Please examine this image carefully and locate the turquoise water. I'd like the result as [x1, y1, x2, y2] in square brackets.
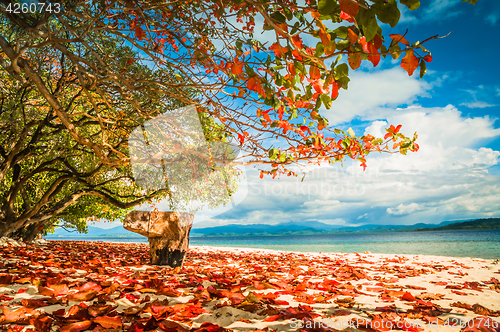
[46, 229, 500, 260]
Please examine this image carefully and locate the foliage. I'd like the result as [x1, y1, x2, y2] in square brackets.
[0, 0, 477, 237]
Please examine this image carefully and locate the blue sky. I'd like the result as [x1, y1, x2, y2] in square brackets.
[96, 0, 500, 229]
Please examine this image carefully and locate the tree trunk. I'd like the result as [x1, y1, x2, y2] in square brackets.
[123, 211, 194, 267]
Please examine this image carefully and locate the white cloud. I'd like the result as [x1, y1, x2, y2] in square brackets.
[208, 103, 500, 226]
[324, 68, 428, 125]
[423, 0, 462, 21]
[460, 101, 496, 108]
[387, 203, 423, 216]
[486, 14, 498, 25]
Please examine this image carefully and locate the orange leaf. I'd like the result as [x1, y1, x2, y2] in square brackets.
[339, 0, 359, 17]
[231, 62, 244, 75]
[269, 43, 288, 58]
[324, 42, 336, 56]
[389, 34, 410, 46]
[348, 51, 361, 70]
[60, 320, 92, 332]
[309, 65, 321, 80]
[93, 316, 123, 329]
[319, 29, 331, 47]
[401, 50, 419, 76]
[291, 35, 303, 48]
[347, 28, 358, 45]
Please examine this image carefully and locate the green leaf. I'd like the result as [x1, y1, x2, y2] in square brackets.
[389, 44, 401, 59]
[283, 6, 293, 20]
[320, 94, 332, 109]
[270, 12, 286, 23]
[334, 63, 349, 79]
[279, 153, 286, 162]
[400, 0, 420, 10]
[419, 59, 427, 79]
[315, 42, 325, 57]
[334, 128, 342, 134]
[336, 40, 350, 51]
[380, 44, 388, 58]
[337, 76, 350, 90]
[372, 0, 400, 28]
[462, 0, 478, 4]
[334, 26, 348, 39]
[357, 8, 378, 41]
[318, 0, 338, 15]
[314, 95, 322, 110]
[268, 148, 279, 160]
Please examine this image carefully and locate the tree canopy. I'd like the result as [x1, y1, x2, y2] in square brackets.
[0, 0, 478, 239]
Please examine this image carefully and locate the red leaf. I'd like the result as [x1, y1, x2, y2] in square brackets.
[331, 81, 339, 99]
[462, 316, 500, 332]
[93, 316, 122, 329]
[0, 274, 14, 285]
[401, 292, 417, 301]
[264, 314, 283, 322]
[30, 316, 53, 332]
[367, 42, 380, 67]
[127, 59, 134, 65]
[389, 34, 410, 46]
[339, 0, 359, 17]
[193, 322, 222, 332]
[135, 25, 145, 40]
[291, 35, 303, 49]
[401, 50, 419, 76]
[158, 320, 189, 332]
[21, 299, 48, 308]
[127, 322, 145, 332]
[60, 320, 93, 332]
[423, 55, 433, 62]
[340, 11, 355, 23]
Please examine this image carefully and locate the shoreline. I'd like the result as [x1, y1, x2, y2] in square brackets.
[1, 241, 499, 331]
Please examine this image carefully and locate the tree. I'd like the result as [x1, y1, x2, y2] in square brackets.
[0, 29, 238, 240]
[0, 0, 477, 239]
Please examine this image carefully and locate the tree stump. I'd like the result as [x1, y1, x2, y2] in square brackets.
[123, 211, 194, 267]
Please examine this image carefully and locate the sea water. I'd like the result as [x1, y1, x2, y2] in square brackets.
[46, 229, 500, 260]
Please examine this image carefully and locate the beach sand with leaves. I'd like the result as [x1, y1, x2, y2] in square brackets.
[1, 241, 499, 332]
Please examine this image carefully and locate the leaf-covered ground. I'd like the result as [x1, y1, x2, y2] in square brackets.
[1, 241, 499, 332]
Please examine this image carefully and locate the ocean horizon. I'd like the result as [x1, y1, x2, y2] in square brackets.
[45, 228, 500, 260]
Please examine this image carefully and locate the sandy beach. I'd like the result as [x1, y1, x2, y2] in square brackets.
[1, 241, 499, 332]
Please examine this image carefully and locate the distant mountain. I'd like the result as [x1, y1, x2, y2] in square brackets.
[415, 218, 500, 231]
[44, 218, 497, 239]
[45, 225, 138, 238]
[189, 219, 473, 237]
